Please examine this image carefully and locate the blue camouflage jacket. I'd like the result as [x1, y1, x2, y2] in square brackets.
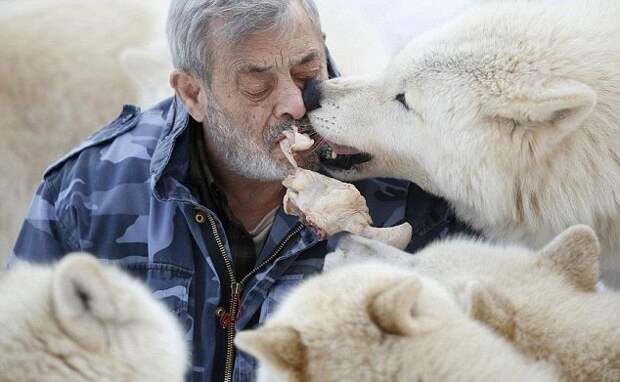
[11, 97, 470, 382]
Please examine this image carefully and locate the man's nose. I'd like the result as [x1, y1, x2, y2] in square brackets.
[302, 79, 322, 112]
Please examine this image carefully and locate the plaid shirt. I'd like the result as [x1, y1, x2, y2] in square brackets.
[11, 97, 471, 382]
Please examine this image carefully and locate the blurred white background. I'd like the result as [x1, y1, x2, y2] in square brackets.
[319, 0, 476, 76]
[335, 0, 476, 58]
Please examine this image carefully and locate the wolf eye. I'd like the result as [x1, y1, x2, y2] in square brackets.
[395, 93, 410, 110]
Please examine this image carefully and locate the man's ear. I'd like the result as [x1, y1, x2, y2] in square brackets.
[537, 225, 600, 291]
[169, 70, 207, 122]
[490, 77, 596, 143]
[235, 326, 306, 375]
[368, 277, 439, 336]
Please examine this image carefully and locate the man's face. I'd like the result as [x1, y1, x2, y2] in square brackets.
[204, 5, 328, 181]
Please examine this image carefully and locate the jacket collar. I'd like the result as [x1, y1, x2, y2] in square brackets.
[150, 96, 197, 204]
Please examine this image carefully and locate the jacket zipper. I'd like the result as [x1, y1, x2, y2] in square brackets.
[206, 213, 304, 382]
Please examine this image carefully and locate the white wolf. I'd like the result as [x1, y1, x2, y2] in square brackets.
[235, 261, 560, 382]
[308, 0, 620, 288]
[327, 226, 620, 381]
[0, 253, 187, 381]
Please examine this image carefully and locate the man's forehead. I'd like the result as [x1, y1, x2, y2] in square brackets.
[225, 10, 324, 71]
[234, 50, 322, 74]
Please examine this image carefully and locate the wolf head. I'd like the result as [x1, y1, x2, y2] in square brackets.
[412, 225, 620, 380]
[411, 224, 602, 338]
[236, 262, 477, 382]
[310, 1, 620, 250]
[0, 253, 187, 382]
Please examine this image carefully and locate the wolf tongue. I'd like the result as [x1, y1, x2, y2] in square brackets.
[328, 142, 361, 155]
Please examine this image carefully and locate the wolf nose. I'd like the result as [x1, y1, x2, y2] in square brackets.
[303, 79, 322, 112]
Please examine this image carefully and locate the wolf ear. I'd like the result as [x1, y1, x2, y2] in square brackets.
[235, 326, 306, 374]
[52, 253, 127, 350]
[537, 225, 600, 291]
[461, 281, 517, 339]
[368, 277, 438, 336]
[492, 78, 596, 139]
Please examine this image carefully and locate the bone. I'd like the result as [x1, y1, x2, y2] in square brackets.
[361, 224, 413, 251]
[279, 125, 314, 168]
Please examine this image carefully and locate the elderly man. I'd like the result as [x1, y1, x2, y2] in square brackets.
[12, 0, 470, 381]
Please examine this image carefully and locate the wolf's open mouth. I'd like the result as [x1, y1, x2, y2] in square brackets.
[317, 141, 373, 170]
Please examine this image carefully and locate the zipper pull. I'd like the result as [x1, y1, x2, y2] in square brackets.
[215, 307, 232, 329]
[231, 282, 243, 320]
[231, 282, 242, 298]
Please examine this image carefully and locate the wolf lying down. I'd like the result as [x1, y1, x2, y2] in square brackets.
[237, 226, 620, 382]
[0, 254, 187, 382]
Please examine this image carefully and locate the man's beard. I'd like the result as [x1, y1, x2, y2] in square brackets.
[203, 97, 319, 181]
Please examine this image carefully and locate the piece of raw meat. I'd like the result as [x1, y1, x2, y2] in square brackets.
[280, 132, 412, 249]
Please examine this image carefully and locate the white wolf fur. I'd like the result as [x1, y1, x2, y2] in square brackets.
[235, 261, 560, 382]
[327, 226, 620, 381]
[308, 0, 620, 288]
[0, 253, 187, 381]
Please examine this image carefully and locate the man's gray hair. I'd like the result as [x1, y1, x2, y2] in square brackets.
[167, 0, 322, 83]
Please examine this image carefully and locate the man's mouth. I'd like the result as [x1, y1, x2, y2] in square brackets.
[274, 124, 372, 170]
[317, 140, 373, 170]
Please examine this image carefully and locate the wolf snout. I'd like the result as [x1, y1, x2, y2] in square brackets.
[303, 78, 323, 112]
